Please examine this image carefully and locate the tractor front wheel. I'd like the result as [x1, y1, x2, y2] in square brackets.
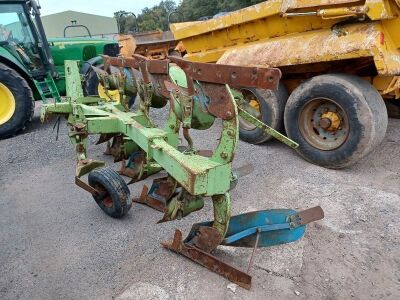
[0, 63, 34, 139]
[284, 74, 388, 169]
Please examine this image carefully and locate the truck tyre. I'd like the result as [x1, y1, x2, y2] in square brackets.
[0, 63, 34, 139]
[88, 167, 132, 218]
[284, 74, 388, 169]
[239, 83, 288, 144]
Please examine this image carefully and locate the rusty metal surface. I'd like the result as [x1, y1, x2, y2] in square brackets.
[218, 23, 389, 73]
[139, 61, 151, 84]
[189, 226, 222, 253]
[133, 177, 177, 212]
[149, 177, 177, 202]
[131, 30, 177, 60]
[95, 134, 115, 145]
[75, 177, 100, 196]
[133, 30, 176, 45]
[118, 151, 146, 183]
[164, 80, 186, 95]
[169, 56, 281, 90]
[281, 0, 361, 13]
[103, 56, 283, 99]
[146, 60, 169, 74]
[162, 230, 252, 290]
[104, 136, 125, 162]
[290, 206, 325, 227]
[201, 83, 236, 120]
[104, 55, 172, 99]
[151, 74, 172, 99]
[133, 185, 167, 212]
[103, 55, 141, 70]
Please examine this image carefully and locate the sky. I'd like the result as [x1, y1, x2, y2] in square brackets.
[38, 0, 171, 17]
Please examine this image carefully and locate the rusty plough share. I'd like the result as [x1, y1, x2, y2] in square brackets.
[41, 56, 324, 289]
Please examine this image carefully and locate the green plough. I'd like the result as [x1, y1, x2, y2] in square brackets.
[41, 57, 324, 289]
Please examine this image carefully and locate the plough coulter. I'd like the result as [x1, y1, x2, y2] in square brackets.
[41, 56, 324, 289]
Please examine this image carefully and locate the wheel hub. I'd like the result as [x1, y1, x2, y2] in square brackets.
[0, 83, 16, 125]
[98, 84, 121, 102]
[103, 196, 113, 208]
[319, 111, 341, 131]
[299, 98, 349, 151]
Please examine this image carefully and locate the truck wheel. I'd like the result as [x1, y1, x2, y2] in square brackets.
[239, 83, 288, 144]
[284, 74, 388, 169]
[0, 63, 34, 139]
[88, 167, 132, 218]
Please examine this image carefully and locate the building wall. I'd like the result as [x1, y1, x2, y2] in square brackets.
[42, 10, 118, 38]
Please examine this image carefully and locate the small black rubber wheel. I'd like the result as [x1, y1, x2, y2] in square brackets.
[284, 74, 388, 169]
[0, 63, 34, 139]
[83, 65, 136, 107]
[88, 167, 132, 218]
[239, 83, 288, 144]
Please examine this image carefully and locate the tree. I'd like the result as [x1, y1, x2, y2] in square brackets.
[180, 0, 219, 21]
[115, 0, 266, 33]
[136, 1, 177, 31]
[115, 11, 138, 34]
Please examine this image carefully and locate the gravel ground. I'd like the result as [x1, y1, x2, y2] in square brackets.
[0, 103, 399, 300]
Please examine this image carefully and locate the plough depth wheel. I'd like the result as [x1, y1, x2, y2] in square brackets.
[88, 167, 132, 218]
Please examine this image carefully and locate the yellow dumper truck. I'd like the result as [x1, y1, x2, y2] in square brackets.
[171, 0, 400, 168]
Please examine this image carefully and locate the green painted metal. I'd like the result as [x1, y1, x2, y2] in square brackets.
[237, 107, 299, 149]
[211, 193, 232, 240]
[169, 65, 188, 87]
[0, 47, 29, 75]
[231, 88, 299, 149]
[41, 59, 299, 224]
[49, 37, 117, 96]
[65, 60, 85, 100]
[161, 192, 205, 223]
[33, 74, 62, 103]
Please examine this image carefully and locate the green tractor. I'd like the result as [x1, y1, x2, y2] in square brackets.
[0, 0, 118, 138]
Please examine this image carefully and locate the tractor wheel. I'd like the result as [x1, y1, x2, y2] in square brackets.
[0, 63, 34, 139]
[88, 167, 132, 218]
[83, 65, 136, 108]
[239, 83, 288, 144]
[284, 74, 388, 169]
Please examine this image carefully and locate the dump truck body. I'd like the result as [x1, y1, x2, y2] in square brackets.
[171, 0, 400, 99]
[118, 30, 177, 59]
[170, 0, 399, 168]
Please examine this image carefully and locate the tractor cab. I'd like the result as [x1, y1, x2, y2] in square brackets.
[0, 0, 56, 79]
[0, 0, 118, 139]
